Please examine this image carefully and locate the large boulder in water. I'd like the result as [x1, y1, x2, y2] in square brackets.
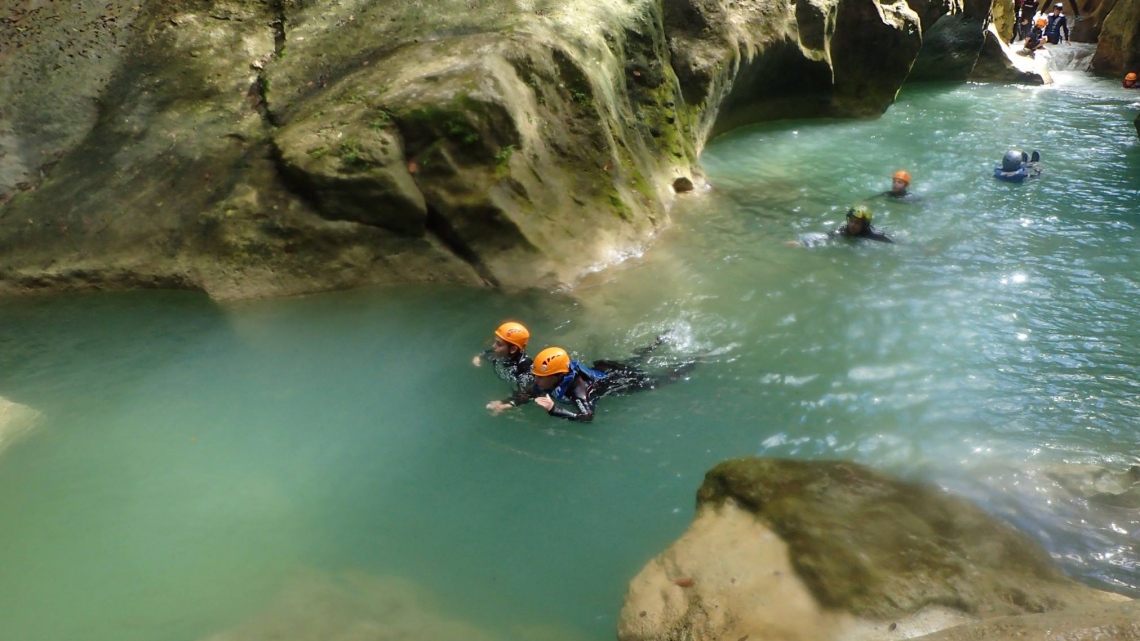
[618, 458, 1129, 641]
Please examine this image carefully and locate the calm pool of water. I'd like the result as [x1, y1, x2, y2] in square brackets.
[1, 74, 1138, 641]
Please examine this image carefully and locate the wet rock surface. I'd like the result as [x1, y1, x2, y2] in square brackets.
[619, 458, 1130, 641]
[0, 0, 1045, 298]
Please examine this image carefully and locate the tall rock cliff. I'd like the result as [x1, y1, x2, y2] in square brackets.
[0, 0, 997, 299]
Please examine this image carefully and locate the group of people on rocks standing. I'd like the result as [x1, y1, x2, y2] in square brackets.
[1013, 0, 1075, 54]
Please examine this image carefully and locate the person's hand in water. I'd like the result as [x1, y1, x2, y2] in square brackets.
[472, 354, 482, 367]
[486, 400, 511, 414]
[534, 395, 555, 411]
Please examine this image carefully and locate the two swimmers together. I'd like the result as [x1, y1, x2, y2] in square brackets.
[473, 322, 693, 422]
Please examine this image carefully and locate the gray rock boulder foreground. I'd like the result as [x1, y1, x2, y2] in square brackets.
[0, 0, 1040, 299]
[618, 458, 1134, 641]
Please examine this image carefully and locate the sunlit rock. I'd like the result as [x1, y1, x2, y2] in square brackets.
[0, 396, 42, 456]
[969, 26, 1048, 84]
[619, 458, 1128, 641]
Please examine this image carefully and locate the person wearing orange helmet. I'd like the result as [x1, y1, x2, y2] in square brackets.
[1019, 18, 1048, 55]
[885, 170, 914, 199]
[476, 321, 536, 414]
[1124, 72, 1139, 89]
[526, 339, 692, 422]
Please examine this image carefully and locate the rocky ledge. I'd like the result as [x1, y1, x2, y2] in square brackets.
[0, 0, 1046, 299]
[619, 458, 1136, 641]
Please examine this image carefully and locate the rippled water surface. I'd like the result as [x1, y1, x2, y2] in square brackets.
[1, 75, 1139, 641]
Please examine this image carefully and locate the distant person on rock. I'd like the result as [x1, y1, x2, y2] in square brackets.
[1044, 3, 1070, 45]
[1124, 72, 1139, 89]
[475, 321, 537, 414]
[1018, 18, 1048, 56]
[1012, 0, 1037, 42]
[526, 340, 692, 422]
[1016, 0, 1040, 37]
[1012, 16, 1032, 44]
[788, 206, 894, 247]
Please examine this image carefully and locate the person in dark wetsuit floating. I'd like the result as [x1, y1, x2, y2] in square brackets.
[475, 321, 536, 414]
[527, 340, 692, 422]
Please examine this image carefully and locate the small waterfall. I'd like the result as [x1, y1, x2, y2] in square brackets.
[1042, 42, 1097, 71]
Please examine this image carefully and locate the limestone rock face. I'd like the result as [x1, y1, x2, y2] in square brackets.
[619, 458, 1126, 641]
[1093, 0, 1140, 73]
[0, 0, 972, 298]
[906, 0, 996, 82]
[1072, 0, 1122, 43]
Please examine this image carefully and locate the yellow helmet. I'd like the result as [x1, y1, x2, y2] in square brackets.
[494, 321, 530, 350]
[847, 205, 872, 222]
[532, 347, 571, 376]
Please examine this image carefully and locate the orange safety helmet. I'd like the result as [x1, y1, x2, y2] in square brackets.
[532, 347, 571, 376]
[1036, 17, 1047, 27]
[494, 321, 530, 350]
[893, 170, 911, 184]
[1127, 72, 1138, 82]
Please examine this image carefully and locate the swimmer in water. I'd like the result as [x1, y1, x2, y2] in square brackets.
[476, 322, 537, 414]
[881, 170, 918, 201]
[993, 149, 1042, 183]
[789, 205, 894, 247]
[1124, 72, 1138, 89]
[527, 338, 693, 422]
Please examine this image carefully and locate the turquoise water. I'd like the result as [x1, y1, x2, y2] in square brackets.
[1, 74, 1139, 640]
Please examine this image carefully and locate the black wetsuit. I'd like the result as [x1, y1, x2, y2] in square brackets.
[829, 224, 894, 243]
[536, 339, 692, 421]
[485, 350, 535, 406]
[1026, 26, 1044, 50]
[878, 190, 919, 203]
[1044, 13, 1069, 44]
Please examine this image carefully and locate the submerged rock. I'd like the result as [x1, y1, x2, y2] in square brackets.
[0, 0, 1022, 298]
[1044, 463, 1140, 509]
[198, 569, 589, 641]
[618, 458, 1128, 641]
[0, 396, 42, 456]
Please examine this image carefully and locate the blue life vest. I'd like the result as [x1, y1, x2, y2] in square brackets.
[994, 167, 1029, 183]
[551, 361, 607, 403]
